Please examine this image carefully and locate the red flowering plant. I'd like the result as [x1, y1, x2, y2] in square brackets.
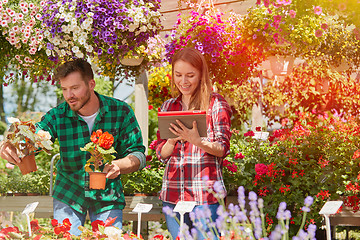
[231, 111, 360, 235]
[0, 217, 144, 240]
[81, 129, 117, 172]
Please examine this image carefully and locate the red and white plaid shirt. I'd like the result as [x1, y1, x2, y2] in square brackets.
[156, 92, 232, 204]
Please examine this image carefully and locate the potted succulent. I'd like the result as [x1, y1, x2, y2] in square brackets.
[81, 129, 116, 190]
[3, 117, 53, 175]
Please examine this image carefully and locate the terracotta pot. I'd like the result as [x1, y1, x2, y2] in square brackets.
[89, 172, 107, 190]
[16, 154, 37, 175]
[120, 56, 144, 66]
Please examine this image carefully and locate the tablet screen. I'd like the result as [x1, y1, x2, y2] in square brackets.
[157, 110, 207, 139]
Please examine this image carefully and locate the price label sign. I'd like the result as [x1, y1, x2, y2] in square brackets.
[319, 201, 343, 215]
[132, 203, 153, 213]
[174, 201, 197, 214]
[22, 202, 39, 215]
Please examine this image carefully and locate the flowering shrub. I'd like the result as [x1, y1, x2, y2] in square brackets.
[262, 59, 360, 125]
[81, 129, 117, 172]
[121, 137, 165, 195]
[163, 182, 316, 239]
[148, 64, 172, 109]
[228, 111, 360, 234]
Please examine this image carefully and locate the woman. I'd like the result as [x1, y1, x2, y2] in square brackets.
[156, 47, 232, 239]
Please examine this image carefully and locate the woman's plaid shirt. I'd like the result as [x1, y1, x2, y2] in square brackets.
[156, 92, 232, 205]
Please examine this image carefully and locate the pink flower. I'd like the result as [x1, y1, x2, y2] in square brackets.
[314, 6, 322, 15]
[289, 10, 296, 18]
[234, 152, 245, 159]
[321, 23, 328, 30]
[255, 163, 268, 176]
[5, 163, 14, 169]
[315, 29, 323, 37]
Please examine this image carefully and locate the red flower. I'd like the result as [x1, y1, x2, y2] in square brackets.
[51, 219, 58, 227]
[98, 131, 114, 150]
[353, 149, 360, 159]
[146, 155, 153, 161]
[255, 163, 268, 176]
[149, 105, 154, 110]
[30, 219, 40, 231]
[91, 220, 105, 232]
[234, 152, 244, 159]
[153, 235, 164, 240]
[255, 126, 262, 131]
[244, 130, 255, 137]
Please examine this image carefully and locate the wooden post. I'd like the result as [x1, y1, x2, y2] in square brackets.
[134, 71, 149, 153]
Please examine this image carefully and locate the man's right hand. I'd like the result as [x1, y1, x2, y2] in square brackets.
[0, 141, 21, 164]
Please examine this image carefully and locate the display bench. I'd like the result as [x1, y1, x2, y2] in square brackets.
[0, 195, 164, 221]
[0, 195, 238, 239]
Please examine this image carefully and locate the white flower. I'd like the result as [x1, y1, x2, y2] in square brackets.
[104, 227, 123, 240]
[75, 51, 84, 58]
[36, 130, 51, 140]
[45, 49, 51, 56]
[7, 117, 20, 124]
[72, 46, 80, 53]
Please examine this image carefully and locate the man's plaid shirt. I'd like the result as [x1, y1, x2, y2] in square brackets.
[156, 92, 232, 205]
[37, 93, 145, 214]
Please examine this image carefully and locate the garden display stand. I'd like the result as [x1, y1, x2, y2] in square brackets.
[17, 154, 37, 175]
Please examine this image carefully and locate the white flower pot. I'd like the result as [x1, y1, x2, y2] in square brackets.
[269, 55, 295, 76]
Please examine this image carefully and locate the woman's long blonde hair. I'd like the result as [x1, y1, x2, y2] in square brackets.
[170, 47, 212, 111]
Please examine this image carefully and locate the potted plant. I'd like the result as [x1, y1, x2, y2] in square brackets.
[81, 129, 116, 190]
[3, 117, 54, 175]
[242, 3, 326, 77]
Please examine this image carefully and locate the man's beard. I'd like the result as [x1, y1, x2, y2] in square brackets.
[67, 91, 91, 113]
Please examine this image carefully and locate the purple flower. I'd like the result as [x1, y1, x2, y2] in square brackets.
[304, 196, 314, 206]
[107, 47, 114, 54]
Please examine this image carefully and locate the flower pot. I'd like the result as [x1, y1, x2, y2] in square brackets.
[89, 172, 107, 190]
[16, 154, 37, 175]
[330, 60, 351, 72]
[269, 55, 295, 76]
[120, 56, 144, 66]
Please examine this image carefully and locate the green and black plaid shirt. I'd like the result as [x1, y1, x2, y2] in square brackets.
[37, 93, 145, 215]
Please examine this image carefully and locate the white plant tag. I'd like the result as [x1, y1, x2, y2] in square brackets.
[174, 201, 197, 214]
[132, 203, 153, 213]
[319, 201, 343, 215]
[22, 202, 39, 215]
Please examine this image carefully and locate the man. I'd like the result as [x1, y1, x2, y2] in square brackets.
[0, 59, 146, 235]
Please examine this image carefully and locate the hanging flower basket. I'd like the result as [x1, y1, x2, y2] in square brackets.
[268, 55, 295, 76]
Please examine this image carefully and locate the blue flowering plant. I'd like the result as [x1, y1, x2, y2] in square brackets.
[41, 0, 163, 78]
[163, 182, 316, 240]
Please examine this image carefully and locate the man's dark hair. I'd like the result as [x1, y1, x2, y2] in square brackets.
[54, 59, 94, 83]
